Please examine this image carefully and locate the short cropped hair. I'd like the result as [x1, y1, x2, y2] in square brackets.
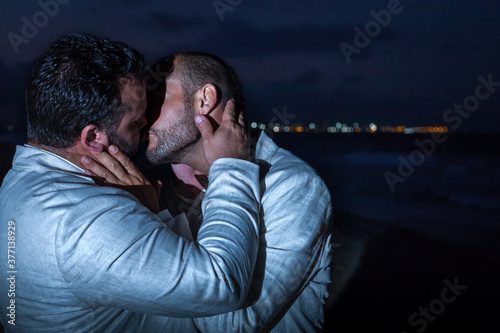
[147, 52, 245, 112]
[26, 33, 145, 148]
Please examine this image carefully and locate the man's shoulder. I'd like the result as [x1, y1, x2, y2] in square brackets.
[3, 152, 138, 208]
[270, 146, 316, 175]
[256, 131, 317, 176]
[261, 145, 321, 190]
[256, 131, 330, 195]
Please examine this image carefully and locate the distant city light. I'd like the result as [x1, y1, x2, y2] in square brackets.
[247, 121, 449, 134]
[404, 128, 414, 134]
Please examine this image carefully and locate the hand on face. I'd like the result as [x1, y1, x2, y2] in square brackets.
[194, 100, 250, 174]
[81, 145, 161, 214]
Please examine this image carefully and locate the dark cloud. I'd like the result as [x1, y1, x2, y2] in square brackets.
[244, 80, 405, 124]
[202, 20, 361, 58]
[0, 0, 499, 132]
[0, 60, 30, 102]
[341, 75, 364, 86]
[290, 70, 322, 85]
[146, 11, 201, 31]
[139, 12, 357, 59]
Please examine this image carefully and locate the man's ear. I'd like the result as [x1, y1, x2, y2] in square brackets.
[195, 84, 218, 116]
[80, 125, 108, 153]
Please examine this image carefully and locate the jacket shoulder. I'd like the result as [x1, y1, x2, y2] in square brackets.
[269, 146, 320, 179]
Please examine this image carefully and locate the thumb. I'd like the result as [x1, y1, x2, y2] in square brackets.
[195, 114, 214, 139]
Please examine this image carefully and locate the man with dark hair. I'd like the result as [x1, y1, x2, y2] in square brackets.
[0, 34, 262, 331]
[26, 34, 146, 159]
[92, 52, 334, 332]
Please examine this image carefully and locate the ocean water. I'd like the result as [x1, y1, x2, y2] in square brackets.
[271, 132, 500, 245]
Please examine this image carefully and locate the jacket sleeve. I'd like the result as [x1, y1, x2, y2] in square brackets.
[55, 158, 261, 317]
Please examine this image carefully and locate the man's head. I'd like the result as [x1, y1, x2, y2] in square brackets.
[26, 34, 147, 159]
[145, 52, 244, 165]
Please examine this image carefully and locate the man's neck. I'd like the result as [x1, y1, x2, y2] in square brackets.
[27, 141, 86, 169]
[179, 142, 211, 175]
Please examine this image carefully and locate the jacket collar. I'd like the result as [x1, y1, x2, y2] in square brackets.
[13, 144, 87, 178]
[254, 131, 279, 164]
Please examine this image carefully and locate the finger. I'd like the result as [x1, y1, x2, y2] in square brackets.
[89, 149, 139, 185]
[238, 110, 246, 128]
[108, 145, 144, 182]
[81, 155, 122, 184]
[221, 99, 237, 123]
[195, 114, 214, 139]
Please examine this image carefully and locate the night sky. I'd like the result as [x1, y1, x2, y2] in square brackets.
[1, 0, 499, 133]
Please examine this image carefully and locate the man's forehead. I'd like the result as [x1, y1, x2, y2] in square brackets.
[165, 77, 183, 91]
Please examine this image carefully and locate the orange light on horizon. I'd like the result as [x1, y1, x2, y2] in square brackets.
[268, 123, 449, 134]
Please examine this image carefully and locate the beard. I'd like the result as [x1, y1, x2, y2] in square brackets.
[107, 129, 139, 162]
[146, 102, 200, 165]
